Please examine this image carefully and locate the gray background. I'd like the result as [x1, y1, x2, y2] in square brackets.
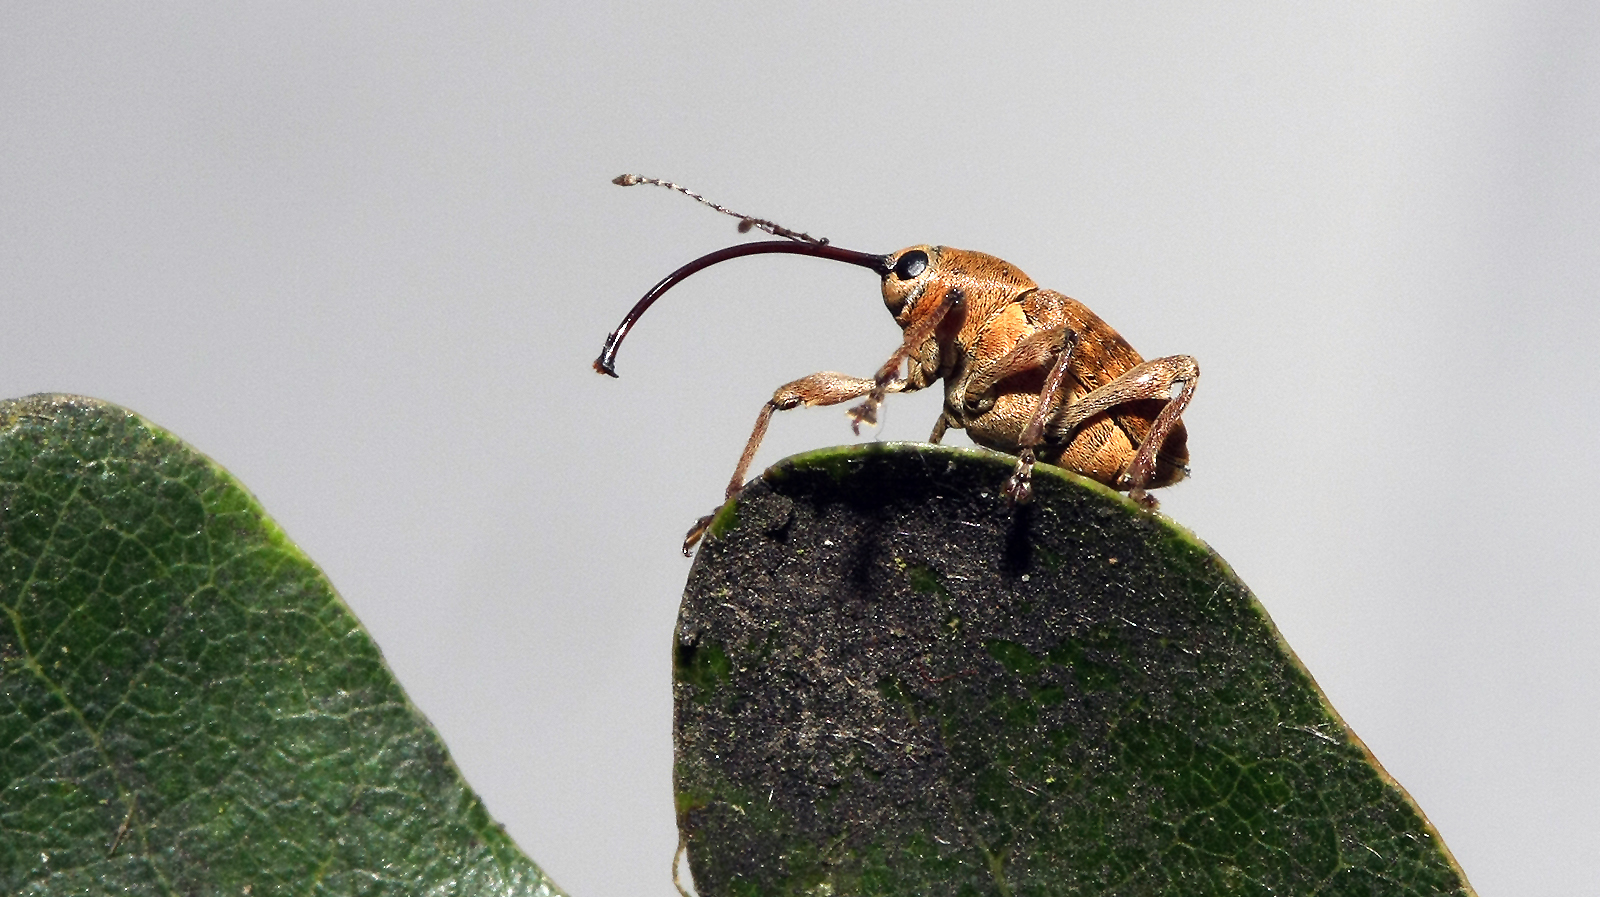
[3, 4, 1595, 895]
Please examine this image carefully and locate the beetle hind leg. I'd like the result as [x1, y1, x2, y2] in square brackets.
[1045, 354, 1199, 507]
[1118, 357, 1198, 505]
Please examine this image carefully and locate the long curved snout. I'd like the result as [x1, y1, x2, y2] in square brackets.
[593, 240, 890, 377]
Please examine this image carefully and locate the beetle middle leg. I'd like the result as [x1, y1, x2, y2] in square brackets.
[950, 324, 1079, 504]
[1046, 354, 1199, 507]
[1002, 329, 1079, 504]
[683, 371, 908, 554]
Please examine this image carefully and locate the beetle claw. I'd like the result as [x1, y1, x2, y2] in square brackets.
[682, 513, 716, 555]
[1004, 450, 1037, 504]
[847, 399, 879, 434]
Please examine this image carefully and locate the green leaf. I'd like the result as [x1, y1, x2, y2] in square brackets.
[674, 443, 1475, 897]
[0, 395, 563, 896]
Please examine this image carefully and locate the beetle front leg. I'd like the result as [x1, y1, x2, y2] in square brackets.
[847, 287, 962, 433]
[1046, 354, 1199, 507]
[683, 371, 909, 554]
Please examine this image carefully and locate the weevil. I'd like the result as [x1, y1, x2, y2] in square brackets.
[595, 176, 1198, 554]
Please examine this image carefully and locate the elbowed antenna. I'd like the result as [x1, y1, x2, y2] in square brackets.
[612, 174, 831, 246]
[593, 240, 891, 377]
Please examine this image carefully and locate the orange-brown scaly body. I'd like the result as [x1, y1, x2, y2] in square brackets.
[881, 246, 1190, 494]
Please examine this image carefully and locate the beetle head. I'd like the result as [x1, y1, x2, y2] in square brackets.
[879, 245, 938, 319]
[878, 245, 1037, 326]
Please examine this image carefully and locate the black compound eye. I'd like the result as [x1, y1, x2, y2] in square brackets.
[892, 250, 929, 280]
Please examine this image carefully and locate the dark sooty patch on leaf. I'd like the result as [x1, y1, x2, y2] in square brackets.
[674, 442, 1472, 897]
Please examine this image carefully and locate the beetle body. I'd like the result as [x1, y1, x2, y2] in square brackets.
[595, 176, 1198, 553]
[877, 245, 1190, 494]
